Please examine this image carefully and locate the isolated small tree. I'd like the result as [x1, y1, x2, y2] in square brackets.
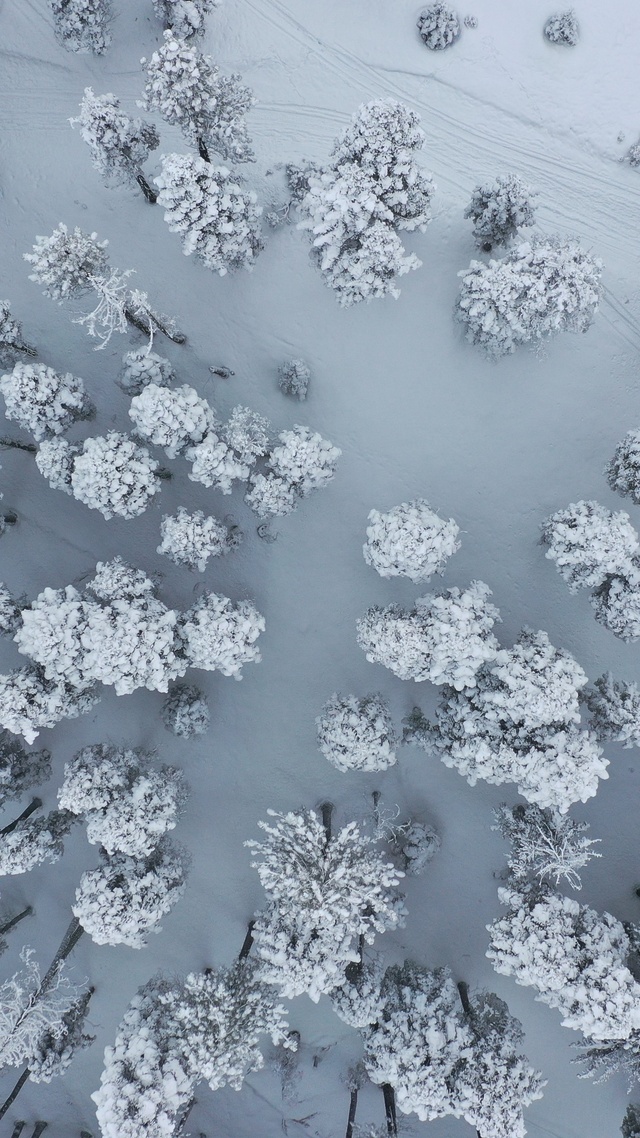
[25, 223, 109, 302]
[457, 238, 602, 357]
[363, 499, 460, 583]
[0, 948, 86, 1070]
[0, 808, 75, 876]
[178, 591, 264, 677]
[544, 9, 579, 45]
[186, 430, 250, 493]
[316, 693, 398, 772]
[153, 0, 219, 37]
[73, 839, 189, 948]
[158, 507, 240, 571]
[585, 672, 640, 748]
[464, 173, 536, 251]
[487, 887, 640, 1041]
[0, 665, 98, 744]
[0, 302, 36, 366]
[245, 425, 341, 518]
[494, 803, 601, 891]
[247, 808, 406, 1001]
[278, 359, 310, 400]
[70, 432, 162, 519]
[155, 154, 263, 274]
[221, 405, 270, 465]
[118, 348, 175, 395]
[58, 743, 188, 856]
[162, 683, 210, 737]
[50, 0, 112, 54]
[605, 429, 640, 505]
[0, 732, 51, 807]
[70, 88, 159, 201]
[416, 4, 460, 48]
[129, 382, 217, 457]
[541, 500, 639, 591]
[0, 363, 93, 442]
[142, 32, 255, 163]
[357, 580, 500, 689]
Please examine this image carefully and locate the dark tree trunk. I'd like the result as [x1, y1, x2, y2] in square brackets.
[238, 920, 255, 960]
[321, 801, 334, 844]
[11, 342, 37, 358]
[175, 1097, 196, 1134]
[197, 137, 210, 162]
[10, 1123, 25, 1138]
[456, 982, 482, 1138]
[156, 467, 173, 481]
[40, 917, 84, 993]
[1, 797, 42, 836]
[135, 173, 158, 203]
[2, 511, 17, 526]
[345, 1087, 358, 1138]
[0, 438, 37, 454]
[382, 1084, 397, 1138]
[80, 1132, 94, 1138]
[0, 1069, 30, 1122]
[123, 307, 186, 345]
[31, 1125, 47, 1138]
[0, 906, 33, 936]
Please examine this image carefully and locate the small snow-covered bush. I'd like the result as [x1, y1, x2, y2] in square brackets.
[129, 382, 217, 458]
[416, 4, 461, 49]
[278, 359, 310, 401]
[0, 362, 93, 442]
[590, 571, 640, 641]
[605, 430, 640, 505]
[395, 821, 441, 875]
[162, 683, 210, 737]
[70, 88, 159, 190]
[118, 349, 175, 396]
[179, 592, 265, 677]
[363, 499, 460, 583]
[541, 500, 639, 592]
[152, 0, 219, 37]
[186, 431, 249, 493]
[464, 173, 537, 251]
[50, 0, 112, 54]
[70, 432, 161, 519]
[543, 10, 579, 45]
[585, 672, 640, 748]
[25, 223, 109, 301]
[221, 405, 270, 464]
[155, 154, 263, 275]
[457, 239, 602, 357]
[157, 507, 240, 571]
[316, 693, 397, 772]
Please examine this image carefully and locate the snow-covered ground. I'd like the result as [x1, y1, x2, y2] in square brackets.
[1, 1, 640, 1135]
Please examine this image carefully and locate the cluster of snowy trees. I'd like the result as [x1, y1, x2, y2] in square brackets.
[0, 558, 264, 741]
[50, 0, 220, 56]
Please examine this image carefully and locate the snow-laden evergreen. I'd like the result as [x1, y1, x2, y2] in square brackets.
[464, 173, 537, 251]
[0, 362, 93, 442]
[162, 683, 210, 737]
[585, 672, 640, 748]
[493, 803, 601, 891]
[316, 693, 397, 772]
[58, 744, 188, 856]
[88, 557, 157, 603]
[29, 986, 95, 1084]
[541, 500, 639, 591]
[70, 89, 159, 196]
[363, 499, 460, 583]
[129, 382, 217, 457]
[50, 0, 112, 54]
[142, 32, 255, 163]
[457, 239, 602, 357]
[247, 808, 406, 1001]
[178, 592, 264, 677]
[278, 359, 310, 400]
[155, 154, 263, 275]
[544, 9, 579, 45]
[35, 438, 77, 495]
[73, 839, 189, 948]
[186, 431, 250, 493]
[605, 429, 640, 506]
[25, 223, 109, 301]
[357, 580, 500, 689]
[158, 507, 240, 571]
[416, 4, 461, 50]
[153, 0, 219, 38]
[590, 571, 640, 641]
[394, 820, 441, 875]
[0, 732, 50, 807]
[221, 405, 271, 465]
[0, 301, 36, 367]
[408, 628, 608, 812]
[0, 665, 99, 744]
[0, 583, 24, 638]
[487, 887, 640, 1040]
[0, 808, 75, 876]
[52, 432, 161, 519]
[0, 948, 85, 1070]
[118, 349, 175, 396]
[245, 425, 341, 518]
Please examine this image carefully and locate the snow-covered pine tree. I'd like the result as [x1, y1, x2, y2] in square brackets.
[73, 838, 189, 948]
[245, 424, 341, 518]
[0, 732, 50, 808]
[152, 0, 218, 37]
[278, 359, 310, 400]
[247, 808, 405, 1001]
[605, 429, 640, 505]
[457, 238, 602, 357]
[118, 348, 175, 395]
[393, 821, 441, 876]
[186, 430, 250, 493]
[67, 432, 162, 519]
[357, 580, 500, 689]
[0, 584, 23, 638]
[0, 665, 99, 744]
[71, 88, 159, 202]
[28, 984, 94, 1084]
[15, 585, 101, 690]
[178, 591, 264, 677]
[0, 948, 86, 1071]
[158, 507, 241, 571]
[25, 223, 109, 302]
[162, 683, 210, 737]
[487, 887, 640, 1040]
[363, 499, 460, 583]
[416, 4, 460, 49]
[493, 803, 601, 891]
[155, 154, 263, 274]
[590, 570, 640, 641]
[585, 672, 640, 748]
[87, 556, 157, 603]
[80, 596, 183, 695]
[622, 1105, 640, 1138]
[544, 9, 579, 45]
[408, 628, 608, 812]
[0, 362, 94, 442]
[221, 405, 270, 465]
[541, 499, 639, 591]
[50, 0, 112, 54]
[129, 381, 217, 458]
[316, 693, 398, 772]
[0, 808, 75, 876]
[142, 32, 255, 163]
[0, 302, 37, 367]
[58, 743, 187, 857]
[35, 438, 78, 495]
[464, 173, 537, 251]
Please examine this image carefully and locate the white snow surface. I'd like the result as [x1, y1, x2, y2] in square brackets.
[1, 2, 640, 1136]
